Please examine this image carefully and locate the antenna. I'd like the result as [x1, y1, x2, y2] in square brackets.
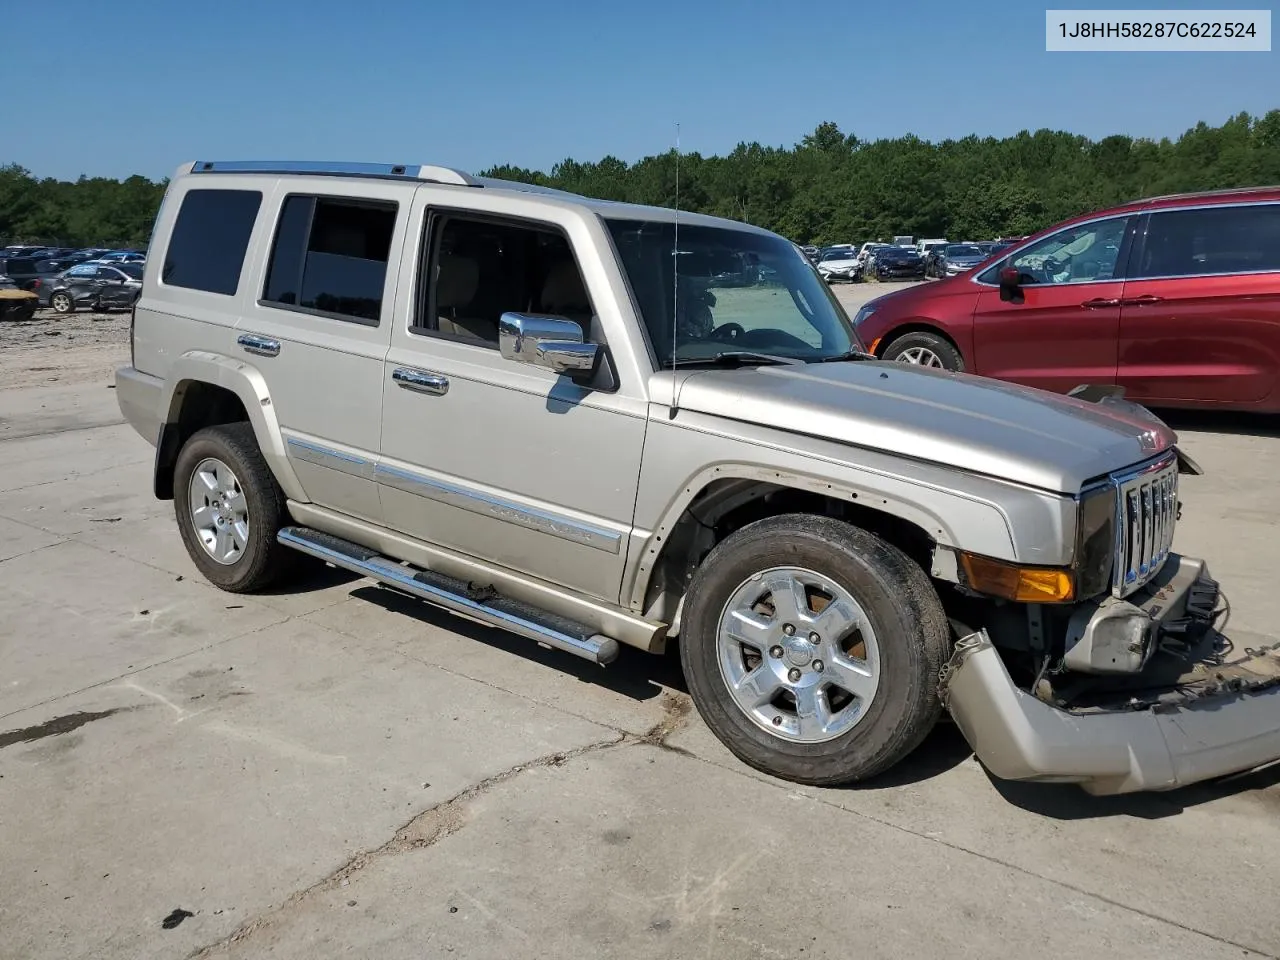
[669, 122, 680, 419]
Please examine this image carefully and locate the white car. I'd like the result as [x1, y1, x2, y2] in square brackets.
[816, 248, 861, 283]
[916, 238, 948, 259]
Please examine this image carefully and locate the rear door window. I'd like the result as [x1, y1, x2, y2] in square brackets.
[1133, 203, 1280, 278]
[162, 188, 262, 295]
[261, 195, 397, 324]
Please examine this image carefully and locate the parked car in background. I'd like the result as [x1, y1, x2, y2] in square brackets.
[816, 247, 862, 283]
[39, 262, 143, 312]
[95, 250, 146, 264]
[0, 256, 71, 292]
[892, 234, 914, 248]
[800, 244, 820, 263]
[872, 245, 925, 280]
[936, 243, 988, 277]
[916, 238, 948, 261]
[855, 186, 1280, 411]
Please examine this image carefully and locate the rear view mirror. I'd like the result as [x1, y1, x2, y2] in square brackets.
[998, 265, 1024, 303]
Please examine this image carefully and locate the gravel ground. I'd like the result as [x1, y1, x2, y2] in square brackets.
[0, 308, 130, 390]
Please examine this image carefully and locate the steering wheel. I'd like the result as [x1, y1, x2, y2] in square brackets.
[710, 322, 745, 341]
[1040, 256, 1064, 282]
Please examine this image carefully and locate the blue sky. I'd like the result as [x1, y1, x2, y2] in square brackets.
[5, 0, 1275, 181]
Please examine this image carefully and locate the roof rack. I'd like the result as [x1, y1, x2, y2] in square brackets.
[190, 160, 482, 186]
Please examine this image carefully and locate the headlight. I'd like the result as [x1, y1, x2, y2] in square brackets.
[1074, 485, 1115, 598]
[852, 305, 876, 327]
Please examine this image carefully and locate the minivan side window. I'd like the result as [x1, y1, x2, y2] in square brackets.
[261, 195, 398, 324]
[1132, 204, 1280, 279]
[162, 189, 262, 295]
[994, 217, 1129, 286]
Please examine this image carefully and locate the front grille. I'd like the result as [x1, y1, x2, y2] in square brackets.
[1112, 455, 1178, 598]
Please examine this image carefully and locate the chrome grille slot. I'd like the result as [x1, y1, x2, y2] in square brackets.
[1112, 455, 1178, 598]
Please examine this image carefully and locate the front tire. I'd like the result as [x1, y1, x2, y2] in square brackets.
[679, 514, 950, 786]
[173, 423, 294, 592]
[880, 331, 964, 371]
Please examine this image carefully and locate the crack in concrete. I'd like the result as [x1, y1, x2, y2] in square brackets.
[187, 733, 623, 959]
[186, 693, 695, 959]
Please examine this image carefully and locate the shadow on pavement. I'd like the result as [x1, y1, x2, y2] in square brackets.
[1157, 408, 1280, 440]
[987, 759, 1280, 820]
[843, 720, 975, 790]
[349, 583, 685, 704]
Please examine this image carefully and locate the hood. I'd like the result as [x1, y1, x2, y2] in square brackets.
[660, 361, 1174, 492]
[820, 258, 858, 270]
[945, 256, 985, 267]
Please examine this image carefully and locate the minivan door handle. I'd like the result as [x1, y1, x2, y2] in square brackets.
[1122, 295, 1165, 306]
[392, 367, 449, 396]
[1080, 297, 1121, 309]
[237, 333, 281, 357]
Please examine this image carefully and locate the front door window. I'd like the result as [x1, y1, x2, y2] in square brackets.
[999, 217, 1130, 285]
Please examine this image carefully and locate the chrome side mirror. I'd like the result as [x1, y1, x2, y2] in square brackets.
[499, 312, 598, 375]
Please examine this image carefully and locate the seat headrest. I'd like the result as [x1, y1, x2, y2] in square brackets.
[541, 261, 591, 316]
[436, 255, 478, 310]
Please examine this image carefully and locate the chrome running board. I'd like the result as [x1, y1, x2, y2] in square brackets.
[278, 526, 620, 665]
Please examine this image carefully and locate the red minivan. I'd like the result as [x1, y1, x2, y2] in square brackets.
[854, 187, 1280, 411]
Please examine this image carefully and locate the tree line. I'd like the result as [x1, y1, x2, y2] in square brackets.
[3, 111, 1279, 249]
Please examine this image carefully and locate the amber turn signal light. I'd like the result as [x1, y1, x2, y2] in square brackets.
[959, 553, 1074, 603]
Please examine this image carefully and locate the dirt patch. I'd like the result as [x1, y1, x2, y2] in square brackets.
[0, 308, 130, 389]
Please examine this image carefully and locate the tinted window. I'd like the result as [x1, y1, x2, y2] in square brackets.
[162, 188, 261, 295]
[1134, 204, 1280, 278]
[118, 264, 144, 280]
[262, 195, 396, 323]
[418, 215, 591, 347]
[67, 264, 97, 277]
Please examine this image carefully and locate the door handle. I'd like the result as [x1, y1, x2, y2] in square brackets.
[1122, 295, 1164, 306]
[392, 367, 449, 396]
[237, 333, 281, 357]
[1080, 297, 1121, 309]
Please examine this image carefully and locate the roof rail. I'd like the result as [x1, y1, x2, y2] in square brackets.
[190, 160, 482, 186]
[1125, 184, 1280, 205]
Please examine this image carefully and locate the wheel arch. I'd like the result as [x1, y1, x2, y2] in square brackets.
[626, 464, 993, 638]
[869, 321, 967, 367]
[154, 351, 304, 502]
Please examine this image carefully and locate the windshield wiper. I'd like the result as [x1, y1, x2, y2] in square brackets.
[808, 348, 877, 363]
[662, 351, 802, 369]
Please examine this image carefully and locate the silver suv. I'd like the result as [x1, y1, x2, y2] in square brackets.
[115, 160, 1280, 795]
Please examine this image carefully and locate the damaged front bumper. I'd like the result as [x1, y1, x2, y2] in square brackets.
[941, 557, 1280, 795]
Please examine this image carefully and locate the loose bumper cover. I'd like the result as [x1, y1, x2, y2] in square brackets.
[942, 555, 1280, 795]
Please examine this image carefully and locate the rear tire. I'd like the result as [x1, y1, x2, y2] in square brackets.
[50, 292, 74, 314]
[880, 331, 964, 371]
[679, 514, 950, 786]
[173, 423, 295, 593]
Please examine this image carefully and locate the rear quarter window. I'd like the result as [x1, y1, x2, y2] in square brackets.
[162, 188, 263, 295]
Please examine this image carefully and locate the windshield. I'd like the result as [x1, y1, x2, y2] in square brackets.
[820, 249, 854, 261]
[605, 218, 862, 365]
[945, 244, 982, 257]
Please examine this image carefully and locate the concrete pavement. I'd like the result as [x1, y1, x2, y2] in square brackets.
[2, 361, 1279, 959]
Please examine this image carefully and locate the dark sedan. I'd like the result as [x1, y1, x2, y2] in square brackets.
[873, 246, 926, 280]
[37, 262, 143, 312]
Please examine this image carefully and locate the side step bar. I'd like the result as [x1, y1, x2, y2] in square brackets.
[278, 526, 620, 665]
